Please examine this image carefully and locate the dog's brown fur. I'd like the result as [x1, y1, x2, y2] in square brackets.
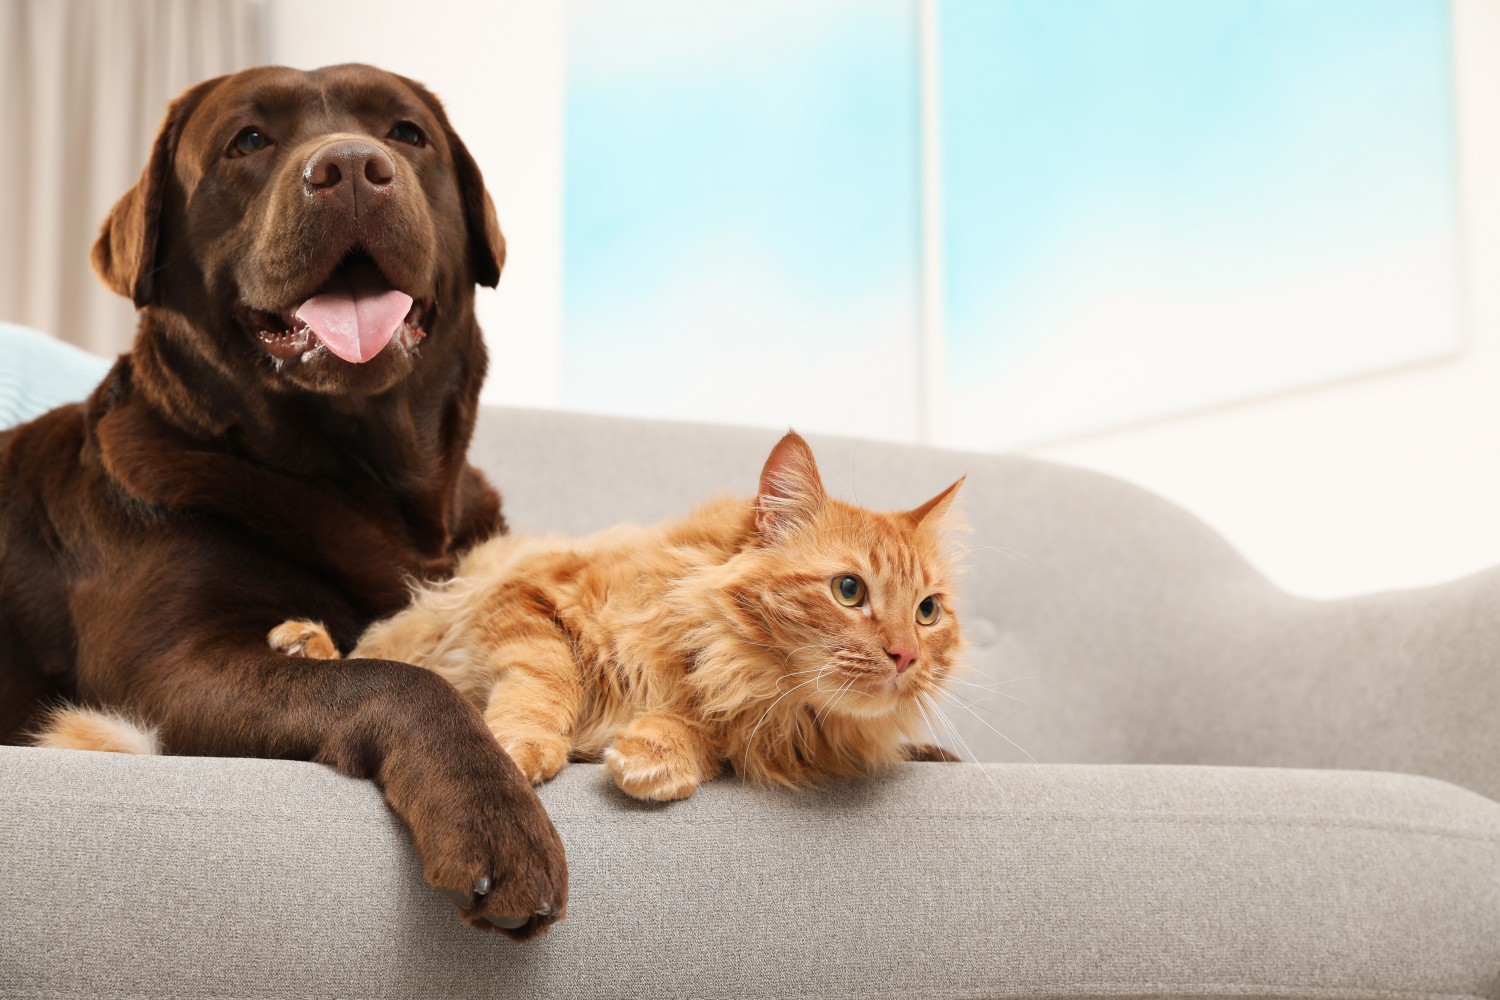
[0, 64, 565, 937]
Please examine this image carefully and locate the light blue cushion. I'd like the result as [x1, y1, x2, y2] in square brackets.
[0, 324, 113, 431]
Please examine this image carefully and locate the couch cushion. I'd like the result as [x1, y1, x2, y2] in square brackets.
[3, 747, 1496, 999]
[0, 323, 111, 431]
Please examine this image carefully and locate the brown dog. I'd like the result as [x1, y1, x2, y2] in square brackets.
[0, 64, 566, 937]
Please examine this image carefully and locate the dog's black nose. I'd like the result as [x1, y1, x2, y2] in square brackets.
[303, 139, 395, 212]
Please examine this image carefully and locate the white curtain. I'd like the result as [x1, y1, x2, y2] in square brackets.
[0, 0, 263, 356]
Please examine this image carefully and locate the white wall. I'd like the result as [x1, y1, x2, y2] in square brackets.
[265, 0, 567, 409]
[267, 0, 1500, 600]
[1028, 0, 1500, 599]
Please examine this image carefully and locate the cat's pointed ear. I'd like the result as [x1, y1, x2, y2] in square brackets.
[907, 476, 965, 528]
[755, 431, 826, 540]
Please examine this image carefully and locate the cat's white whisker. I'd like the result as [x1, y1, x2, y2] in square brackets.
[922, 693, 972, 761]
[746, 671, 826, 754]
[927, 694, 983, 766]
[922, 693, 1009, 805]
[815, 677, 855, 725]
[981, 673, 1046, 688]
[950, 540, 1032, 566]
[934, 688, 1037, 764]
[943, 675, 1008, 692]
[942, 680, 1035, 710]
[914, 697, 946, 757]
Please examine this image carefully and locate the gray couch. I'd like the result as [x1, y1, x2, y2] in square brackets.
[3, 405, 1498, 999]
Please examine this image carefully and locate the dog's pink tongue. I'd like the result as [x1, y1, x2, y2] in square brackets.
[295, 262, 413, 364]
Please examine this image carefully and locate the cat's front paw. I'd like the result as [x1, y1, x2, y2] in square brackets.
[267, 620, 340, 659]
[602, 733, 703, 802]
[496, 730, 570, 786]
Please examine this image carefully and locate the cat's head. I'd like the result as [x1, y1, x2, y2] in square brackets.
[737, 431, 964, 723]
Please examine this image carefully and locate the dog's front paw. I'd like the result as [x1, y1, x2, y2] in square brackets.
[603, 730, 704, 802]
[267, 619, 340, 659]
[404, 752, 569, 939]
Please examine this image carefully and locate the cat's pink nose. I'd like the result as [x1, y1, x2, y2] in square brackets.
[887, 646, 917, 673]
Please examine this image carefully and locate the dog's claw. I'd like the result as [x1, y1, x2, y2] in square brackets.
[443, 888, 476, 910]
[536, 900, 553, 916]
[442, 877, 503, 913]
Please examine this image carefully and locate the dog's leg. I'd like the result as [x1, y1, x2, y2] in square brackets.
[0, 654, 65, 746]
[78, 620, 567, 938]
[32, 706, 161, 754]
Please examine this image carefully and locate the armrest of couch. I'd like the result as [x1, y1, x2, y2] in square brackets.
[4, 746, 1496, 998]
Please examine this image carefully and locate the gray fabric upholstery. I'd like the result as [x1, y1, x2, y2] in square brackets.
[3, 748, 1498, 999]
[4, 406, 1499, 998]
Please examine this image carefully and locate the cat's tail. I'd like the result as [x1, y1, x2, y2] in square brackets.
[30, 705, 162, 755]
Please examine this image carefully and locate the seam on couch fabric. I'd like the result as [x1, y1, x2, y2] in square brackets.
[0, 983, 1491, 1000]
[1047, 985, 1493, 1000]
[6, 795, 1499, 844]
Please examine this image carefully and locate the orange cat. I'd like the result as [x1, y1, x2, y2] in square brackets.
[272, 432, 964, 801]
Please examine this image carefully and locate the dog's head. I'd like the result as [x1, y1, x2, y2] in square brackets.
[93, 64, 502, 396]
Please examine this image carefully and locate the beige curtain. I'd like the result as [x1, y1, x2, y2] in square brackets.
[0, 0, 263, 356]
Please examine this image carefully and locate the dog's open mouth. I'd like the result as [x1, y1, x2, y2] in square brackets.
[238, 252, 432, 365]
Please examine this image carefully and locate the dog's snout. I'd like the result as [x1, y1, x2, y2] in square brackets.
[364, 152, 394, 186]
[302, 139, 396, 210]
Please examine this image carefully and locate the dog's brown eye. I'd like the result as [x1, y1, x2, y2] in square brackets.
[387, 121, 426, 147]
[831, 575, 866, 608]
[916, 596, 942, 626]
[228, 127, 272, 158]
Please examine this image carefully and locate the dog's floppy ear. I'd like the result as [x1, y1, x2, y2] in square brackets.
[401, 75, 505, 288]
[448, 125, 506, 288]
[92, 77, 224, 308]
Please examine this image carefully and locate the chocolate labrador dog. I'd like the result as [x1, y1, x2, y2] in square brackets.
[0, 64, 566, 937]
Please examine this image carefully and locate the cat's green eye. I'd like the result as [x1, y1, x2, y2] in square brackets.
[916, 595, 942, 625]
[831, 575, 866, 607]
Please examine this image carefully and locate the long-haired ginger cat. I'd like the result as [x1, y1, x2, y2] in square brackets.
[40, 433, 965, 801]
